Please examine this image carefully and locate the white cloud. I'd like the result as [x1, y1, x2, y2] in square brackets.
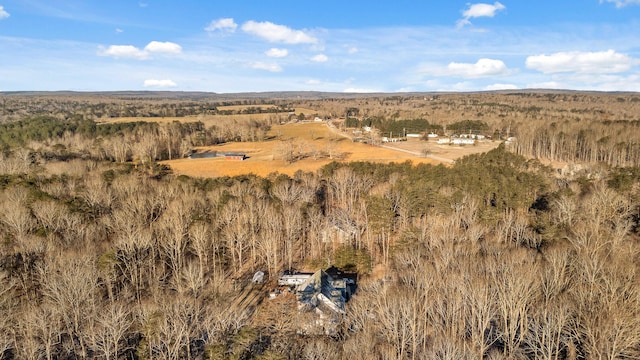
[205, 18, 237, 32]
[144, 41, 182, 54]
[533, 73, 640, 91]
[265, 48, 288, 58]
[447, 58, 511, 78]
[98, 45, 148, 59]
[311, 54, 328, 62]
[0, 6, 10, 19]
[457, 2, 506, 27]
[98, 41, 182, 60]
[306, 79, 321, 85]
[144, 79, 177, 88]
[485, 83, 518, 91]
[525, 50, 636, 74]
[348, 47, 359, 54]
[115, 28, 124, 33]
[250, 62, 283, 72]
[242, 21, 317, 44]
[600, 0, 640, 8]
[592, 74, 640, 91]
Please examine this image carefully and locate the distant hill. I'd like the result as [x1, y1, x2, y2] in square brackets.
[3, 89, 636, 101]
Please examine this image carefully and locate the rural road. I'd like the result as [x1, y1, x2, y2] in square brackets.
[379, 145, 455, 164]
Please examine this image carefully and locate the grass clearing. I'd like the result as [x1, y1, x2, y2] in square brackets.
[100, 117, 495, 178]
[163, 122, 438, 178]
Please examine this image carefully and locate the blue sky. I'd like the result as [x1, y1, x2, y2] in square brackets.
[1, 0, 640, 92]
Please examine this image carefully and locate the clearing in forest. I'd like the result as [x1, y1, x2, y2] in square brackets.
[163, 122, 439, 178]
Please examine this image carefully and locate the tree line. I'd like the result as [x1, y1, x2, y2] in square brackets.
[0, 116, 271, 166]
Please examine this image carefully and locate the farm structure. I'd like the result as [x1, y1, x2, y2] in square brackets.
[188, 151, 247, 160]
[437, 137, 476, 145]
[452, 138, 476, 145]
[381, 136, 406, 143]
[224, 152, 247, 161]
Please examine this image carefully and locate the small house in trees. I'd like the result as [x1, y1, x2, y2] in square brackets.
[295, 270, 346, 314]
[275, 268, 358, 334]
[277, 268, 357, 313]
[325, 266, 357, 302]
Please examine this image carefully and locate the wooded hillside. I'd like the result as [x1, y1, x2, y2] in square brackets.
[1, 92, 640, 359]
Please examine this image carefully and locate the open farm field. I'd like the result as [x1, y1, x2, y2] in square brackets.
[163, 122, 438, 178]
[384, 137, 502, 161]
[288, 107, 321, 115]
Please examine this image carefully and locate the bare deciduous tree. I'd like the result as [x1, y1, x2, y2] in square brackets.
[89, 303, 132, 360]
[40, 257, 99, 359]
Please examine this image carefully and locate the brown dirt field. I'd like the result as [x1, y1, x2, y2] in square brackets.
[163, 123, 438, 178]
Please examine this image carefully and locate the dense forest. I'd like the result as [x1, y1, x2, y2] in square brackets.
[1, 92, 640, 359]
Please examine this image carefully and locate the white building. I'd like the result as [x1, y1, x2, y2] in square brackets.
[452, 138, 475, 145]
